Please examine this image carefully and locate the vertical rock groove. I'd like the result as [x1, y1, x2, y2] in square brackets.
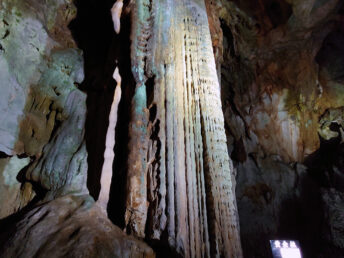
[125, 0, 152, 237]
[125, 0, 243, 257]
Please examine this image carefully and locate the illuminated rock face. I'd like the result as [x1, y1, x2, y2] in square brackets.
[124, 0, 242, 257]
[209, 1, 344, 257]
[6, 0, 344, 257]
[0, 0, 87, 218]
[0, 1, 153, 257]
[0, 0, 241, 257]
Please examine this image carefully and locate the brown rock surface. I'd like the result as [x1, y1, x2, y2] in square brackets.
[0, 195, 155, 258]
[211, 0, 344, 256]
[124, 1, 242, 257]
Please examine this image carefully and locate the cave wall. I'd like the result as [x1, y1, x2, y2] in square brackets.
[0, 0, 86, 218]
[0, 0, 154, 257]
[207, 0, 344, 257]
[0, 0, 242, 257]
[0, 0, 344, 257]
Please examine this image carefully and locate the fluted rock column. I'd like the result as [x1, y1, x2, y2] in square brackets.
[125, 0, 242, 257]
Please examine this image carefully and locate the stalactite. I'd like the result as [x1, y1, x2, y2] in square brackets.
[111, 0, 124, 34]
[125, 0, 243, 256]
[97, 67, 122, 211]
[124, 0, 152, 238]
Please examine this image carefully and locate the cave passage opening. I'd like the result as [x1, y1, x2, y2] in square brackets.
[69, 0, 134, 227]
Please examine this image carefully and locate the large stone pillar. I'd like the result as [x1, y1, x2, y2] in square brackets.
[125, 1, 243, 257]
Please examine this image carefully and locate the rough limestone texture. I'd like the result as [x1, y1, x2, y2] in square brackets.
[0, 0, 79, 156]
[25, 89, 89, 199]
[124, 0, 242, 257]
[0, 195, 155, 258]
[207, 0, 344, 257]
[321, 188, 344, 251]
[235, 157, 311, 257]
[0, 0, 85, 215]
[0, 156, 33, 219]
[0, 0, 154, 257]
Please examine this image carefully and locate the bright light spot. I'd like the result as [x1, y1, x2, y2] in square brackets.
[270, 240, 302, 258]
[280, 247, 302, 258]
[290, 241, 297, 248]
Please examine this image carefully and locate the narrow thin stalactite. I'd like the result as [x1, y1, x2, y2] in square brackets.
[97, 67, 122, 211]
[97, 0, 124, 212]
[111, 0, 123, 34]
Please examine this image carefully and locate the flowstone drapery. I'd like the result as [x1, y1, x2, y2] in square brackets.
[124, 0, 243, 257]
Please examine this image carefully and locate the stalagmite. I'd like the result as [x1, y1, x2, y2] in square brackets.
[111, 0, 124, 34]
[97, 67, 122, 211]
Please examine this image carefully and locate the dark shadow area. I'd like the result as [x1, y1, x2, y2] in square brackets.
[265, 0, 292, 28]
[69, 0, 116, 200]
[228, 0, 292, 32]
[69, 0, 134, 227]
[316, 30, 344, 83]
[0, 151, 11, 158]
[276, 127, 344, 257]
[108, 12, 135, 228]
[315, 2, 344, 83]
[0, 156, 48, 250]
[0, 196, 41, 252]
[16, 161, 48, 200]
[276, 173, 323, 258]
[0, 162, 45, 251]
[236, 137, 340, 258]
[304, 127, 344, 191]
[149, 236, 183, 258]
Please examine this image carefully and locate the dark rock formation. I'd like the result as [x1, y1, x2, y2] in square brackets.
[0, 195, 154, 258]
[206, 0, 344, 257]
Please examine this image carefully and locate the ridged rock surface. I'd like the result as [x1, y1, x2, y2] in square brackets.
[0, 195, 155, 258]
[123, 0, 242, 257]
